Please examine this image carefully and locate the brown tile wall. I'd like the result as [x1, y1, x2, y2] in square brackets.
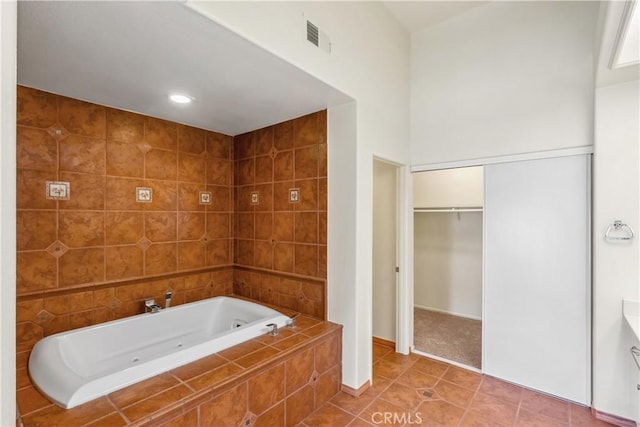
[16, 85, 235, 296]
[15, 87, 328, 406]
[233, 111, 327, 278]
[233, 267, 325, 319]
[15, 85, 237, 382]
[232, 111, 327, 316]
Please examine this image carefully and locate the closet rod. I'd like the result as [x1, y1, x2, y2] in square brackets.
[414, 207, 483, 213]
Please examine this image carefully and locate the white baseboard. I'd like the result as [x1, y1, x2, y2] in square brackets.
[414, 304, 482, 321]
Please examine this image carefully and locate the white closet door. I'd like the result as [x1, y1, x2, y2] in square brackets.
[484, 155, 590, 404]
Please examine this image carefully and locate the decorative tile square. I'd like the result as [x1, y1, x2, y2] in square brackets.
[45, 240, 69, 258]
[199, 191, 212, 205]
[136, 237, 151, 251]
[137, 142, 152, 154]
[110, 297, 122, 310]
[46, 124, 69, 140]
[289, 188, 300, 203]
[251, 191, 259, 205]
[240, 411, 257, 427]
[136, 187, 153, 203]
[268, 146, 278, 159]
[46, 181, 70, 200]
[309, 370, 319, 387]
[37, 309, 54, 322]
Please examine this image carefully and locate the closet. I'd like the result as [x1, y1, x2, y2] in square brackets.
[410, 155, 591, 405]
[413, 166, 483, 369]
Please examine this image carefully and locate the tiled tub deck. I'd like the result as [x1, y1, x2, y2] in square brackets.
[17, 313, 342, 426]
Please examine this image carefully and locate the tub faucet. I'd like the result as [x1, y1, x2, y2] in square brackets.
[165, 291, 172, 309]
[286, 315, 299, 329]
[266, 323, 278, 336]
[145, 299, 162, 313]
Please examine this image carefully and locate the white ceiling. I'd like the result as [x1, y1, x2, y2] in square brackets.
[382, 1, 489, 33]
[17, 1, 350, 136]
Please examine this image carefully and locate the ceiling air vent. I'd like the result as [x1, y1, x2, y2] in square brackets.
[306, 20, 331, 53]
[307, 20, 319, 47]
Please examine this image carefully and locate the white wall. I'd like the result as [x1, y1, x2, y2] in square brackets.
[0, 1, 17, 425]
[414, 212, 482, 319]
[592, 79, 639, 421]
[186, 1, 410, 390]
[413, 166, 483, 208]
[411, 1, 599, 166]
[413, 167, 483, 319]
[373, 160, 397, 342]
[327, 101, 359, 373]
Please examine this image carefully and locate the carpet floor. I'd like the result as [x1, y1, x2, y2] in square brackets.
[414, 307, 482, 369]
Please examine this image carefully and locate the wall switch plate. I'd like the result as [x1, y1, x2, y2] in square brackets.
[199, 191, 212, 205]
[136, 187, 153, 203]
[251, 192, 259, 205]
[289, 188, 300, 203]
[46, 181, 70, 200]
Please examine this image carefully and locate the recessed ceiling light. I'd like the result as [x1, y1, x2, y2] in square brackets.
[169, 94, 192, 104]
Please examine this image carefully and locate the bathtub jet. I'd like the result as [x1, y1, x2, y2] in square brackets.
[28, 296, 291, 409]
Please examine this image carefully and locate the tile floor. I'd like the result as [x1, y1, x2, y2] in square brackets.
[300, 342, 614, 427]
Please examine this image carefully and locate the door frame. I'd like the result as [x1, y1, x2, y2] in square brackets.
[372, 156, 413, 355]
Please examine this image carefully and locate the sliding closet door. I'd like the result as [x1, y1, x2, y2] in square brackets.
[484, 155, 590, 404]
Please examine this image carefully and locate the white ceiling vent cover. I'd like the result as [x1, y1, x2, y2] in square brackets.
[306, 20, 331, 53]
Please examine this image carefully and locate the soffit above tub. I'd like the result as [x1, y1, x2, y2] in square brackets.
[382, 1, 489, 33]
[17, 1, 350, 136]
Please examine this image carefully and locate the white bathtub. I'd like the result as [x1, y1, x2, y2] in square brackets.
[29, 296, 291, 409]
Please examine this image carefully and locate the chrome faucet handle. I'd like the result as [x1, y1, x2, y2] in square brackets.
[286, 316, 297, 329]
[145, 299, 161, 313]
[266, 323, 278, 336]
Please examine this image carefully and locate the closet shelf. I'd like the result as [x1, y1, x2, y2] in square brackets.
[414, 207, 483, 213]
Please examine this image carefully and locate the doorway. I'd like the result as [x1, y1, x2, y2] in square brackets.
[372, 159, 398, 346]
[412, 166, 484, 370]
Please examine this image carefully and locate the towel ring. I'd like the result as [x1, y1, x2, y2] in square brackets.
[632, 347, 640, 372]
[605, 220, 634, 241]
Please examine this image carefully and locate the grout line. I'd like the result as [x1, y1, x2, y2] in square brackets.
[101, 111, 108, 286]
[142, 120, 147, 277]
[54, 97, 62, 291]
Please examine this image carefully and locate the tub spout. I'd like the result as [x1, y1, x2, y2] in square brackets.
[286, 315, 299, 329]
[145, 299, 162, 313]
[266, 323, 278, 336]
